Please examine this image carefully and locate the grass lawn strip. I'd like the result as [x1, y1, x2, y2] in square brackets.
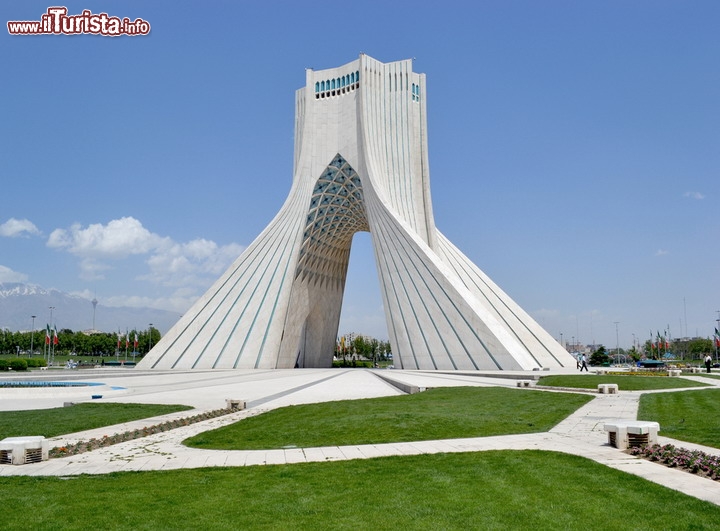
[638, 388, 720, 449]
[0, 403, 192, 439]
[1, 451, 719, 529]
[184, 386, 593, 451]
[538, 374, 710, 391]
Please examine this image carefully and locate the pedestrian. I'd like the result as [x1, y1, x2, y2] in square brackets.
[704, 354, 712, 374]
[580, 353, 588, 372]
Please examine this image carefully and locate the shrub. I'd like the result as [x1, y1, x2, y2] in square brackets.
[9, 359, 28, 371]
[590, 346, 610, 366]
[0, 359, 8, 371]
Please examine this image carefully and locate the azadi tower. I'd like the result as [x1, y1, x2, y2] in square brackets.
[139, 54, 574, 371]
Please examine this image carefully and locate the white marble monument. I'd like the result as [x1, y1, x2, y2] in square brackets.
[139, 54, 574, 371]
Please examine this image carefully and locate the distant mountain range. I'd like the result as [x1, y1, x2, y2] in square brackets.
[0, 282, 181, 334]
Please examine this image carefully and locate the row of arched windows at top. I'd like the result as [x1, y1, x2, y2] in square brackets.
[315, 71, 360, 97]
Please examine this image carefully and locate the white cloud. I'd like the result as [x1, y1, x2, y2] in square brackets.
[0, 265, 29, 283]
[655, 249, 669, 256]
[47, 217, 166, 258]
[684, 191, 705, 200]
[47, 217, 245, 308]
[143, 238, 244, 288]
[0, 218, 40, 238]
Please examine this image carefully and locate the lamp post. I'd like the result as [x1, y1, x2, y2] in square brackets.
[614, 322, 620, 361]
[560, 333, 564, 350]
[715, 315, 719, 362]
[30, 315, 36, 357]
[47, 306, 55, 363]
[148, 323, 153, 353]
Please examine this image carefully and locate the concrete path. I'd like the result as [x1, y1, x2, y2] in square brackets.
[1, 368, 719, 506]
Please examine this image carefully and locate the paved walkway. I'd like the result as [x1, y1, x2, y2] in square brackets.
[1, 368, 720, 506]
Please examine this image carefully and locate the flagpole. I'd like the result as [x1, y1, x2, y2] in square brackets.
[715, 312, 720, 362]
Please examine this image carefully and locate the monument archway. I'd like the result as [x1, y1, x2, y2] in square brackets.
[139, 55, 574, 371]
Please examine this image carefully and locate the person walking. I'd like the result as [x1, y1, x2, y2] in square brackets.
[705, 354, 713, 373]
[580, 353, 588, 372]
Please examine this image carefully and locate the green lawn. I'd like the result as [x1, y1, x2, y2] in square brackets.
[185, 386, 593, 450]
[1, 451, 718, 530]
[538, 374, 709, 391]
[638, 388, 720, 449]
[0, 403, 192, 439]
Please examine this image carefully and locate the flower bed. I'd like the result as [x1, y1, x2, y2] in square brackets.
[49, 407, 235, 458]
[629, 443, 720, 481]
[607, 371, 668, 377]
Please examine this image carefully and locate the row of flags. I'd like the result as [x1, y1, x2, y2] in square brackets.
[44, 324, 58, 346]
[43, 326, 141, 350]
[649, 329, 720, 351]
[117, 332, 140, 350]
[650, 330, 670, 351]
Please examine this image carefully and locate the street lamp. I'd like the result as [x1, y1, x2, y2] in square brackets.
[148, 323, 153, 353]
[30, 315, 36, 357]
[47, 306, 55, 363]
[715, 315, 720, 362]
[614, 322, 620, 361]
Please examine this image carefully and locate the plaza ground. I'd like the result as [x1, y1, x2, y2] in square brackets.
[1, 366, 719, 506]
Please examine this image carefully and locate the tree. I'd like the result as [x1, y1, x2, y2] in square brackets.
[626, 346, 640, 362]
[688, 338, 713, 359]
[590, 345, 609, 366]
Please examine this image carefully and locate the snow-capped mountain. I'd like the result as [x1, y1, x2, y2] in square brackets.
[0, 283, 181, 333]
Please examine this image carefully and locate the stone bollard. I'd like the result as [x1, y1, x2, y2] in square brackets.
[598, 383, 619, 394]
[604, 421, 659, 450]
[0, 436, 49, 465]
[226, 399, 246, 411]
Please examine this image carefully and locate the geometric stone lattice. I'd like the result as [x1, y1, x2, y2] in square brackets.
[139, 54, 575, 371]
[296, 155, 367, 291]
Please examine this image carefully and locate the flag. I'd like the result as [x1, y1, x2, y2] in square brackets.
[117, 333, 121, 349]
[125, 331, 130, 349]
[715, 328, 720, 348]
[134, 333, 139, 350]
[53, 325, 59, 346]
[45, 324, 51, 345]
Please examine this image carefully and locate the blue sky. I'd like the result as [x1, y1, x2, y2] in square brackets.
[1, 1, 718, 349]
